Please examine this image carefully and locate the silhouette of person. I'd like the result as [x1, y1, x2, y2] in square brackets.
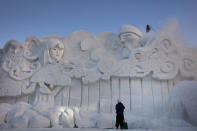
[115, 99, 125, 129]
[146, 24, 151, 33]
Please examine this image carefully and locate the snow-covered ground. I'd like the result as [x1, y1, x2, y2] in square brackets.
[1, 81, 197, 130]
[1, 127, 197, 131]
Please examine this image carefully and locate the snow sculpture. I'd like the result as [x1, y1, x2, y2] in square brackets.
[119, 24, 143, 58]
[28, 39, 71, 112]
[0, 24, 197, 129]
[168, 81, 197, 125]
[2, 39, 40, 81]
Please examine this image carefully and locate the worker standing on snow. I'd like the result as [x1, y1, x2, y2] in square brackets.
[115, 99, 125, 129]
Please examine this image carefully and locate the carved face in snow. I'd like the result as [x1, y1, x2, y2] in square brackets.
[119, 24, 142, 51]
[119, 32, 141, 50]
[49, 41, 64, 62]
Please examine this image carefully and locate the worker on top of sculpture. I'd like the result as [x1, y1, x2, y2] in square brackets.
[146, 24, 151, 33]
[119, 24, 143, 58]
[115, 99, 125, 129]
[30, 39, 71, 113]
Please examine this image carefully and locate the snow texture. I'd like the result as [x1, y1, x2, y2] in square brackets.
[168, 81, 197, 125]
[0, 24, 197, 130]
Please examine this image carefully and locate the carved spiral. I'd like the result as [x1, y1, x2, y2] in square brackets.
[183, 58, 195, 71]
[160, 60, 175, 73]
[161, 39, 172, 52]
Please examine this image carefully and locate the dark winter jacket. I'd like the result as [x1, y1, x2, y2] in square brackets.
[115, 102, 125, 115]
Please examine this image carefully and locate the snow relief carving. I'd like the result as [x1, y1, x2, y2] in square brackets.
[1, 25, 196, 94]
[0, 24, 197, 95]
[0, 24, 197, 129]
[1, 38, 40, 81]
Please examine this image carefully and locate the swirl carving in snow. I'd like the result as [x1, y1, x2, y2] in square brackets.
[160, 61, 175, 73]
[159, 38, 179, 59]
[161, 39, 172, 51]
[2, 42, 22, 72]
[148, 34, 180, 79]
[0, 24, 197, 90]
[150, 48, 160, 59]
[180, 53, 197, 78]
[183, 58, 194, 71]
[1, 40, 41, 80]
[152, 58, 178, 80]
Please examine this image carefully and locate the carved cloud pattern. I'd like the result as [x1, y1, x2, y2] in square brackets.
[1, 31, 197, 84]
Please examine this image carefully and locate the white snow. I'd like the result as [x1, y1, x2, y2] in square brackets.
[168, 80, 197, 125]
[1, 80, 197, 129]
[0, 24, 197, 130]
[0, 127, 197, 131]
[29, 115, 50, 128]
[0, 103, 12, 124]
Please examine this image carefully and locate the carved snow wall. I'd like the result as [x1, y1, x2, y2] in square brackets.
[0, 25, 197, 118]
[54, 77, 174, 117]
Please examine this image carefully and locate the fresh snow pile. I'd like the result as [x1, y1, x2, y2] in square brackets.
[73, 108, 97, 128]
[0, 102, 74, 128]
[168, 80, 197, 125]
